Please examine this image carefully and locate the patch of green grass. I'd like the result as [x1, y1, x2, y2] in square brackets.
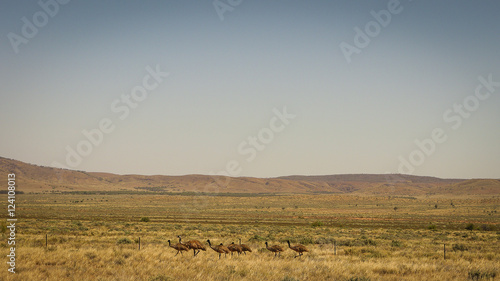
[391, 240, 402, 247]
[311, 221, 324, 227]
[116, 238, 133, 245]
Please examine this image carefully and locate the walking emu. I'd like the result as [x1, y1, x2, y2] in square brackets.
[227, 242, 243, 256]
[239, 238, 252, 255]
[265, 241, 284, 257]
[168, 240, 188, 256]
[206, 239, 228, 259]
[287, 240, 308, 258]
[219, 243, 230, 256]
[178, 235, 206, 257]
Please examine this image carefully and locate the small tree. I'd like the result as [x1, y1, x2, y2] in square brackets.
[311, 221, 324, 227]
[465, 223, 474, 231]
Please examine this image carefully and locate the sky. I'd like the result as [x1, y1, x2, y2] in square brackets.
[1, 0, 499, 179]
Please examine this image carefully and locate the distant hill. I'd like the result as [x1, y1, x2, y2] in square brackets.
[278, 174, 464, 184]
[1, 156, 498, 196]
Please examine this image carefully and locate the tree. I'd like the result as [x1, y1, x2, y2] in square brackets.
[465, 223, 474, 231]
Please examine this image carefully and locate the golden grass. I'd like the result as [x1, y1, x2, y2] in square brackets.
[2, 240, 499, 281]
[1, 194, 498, 280]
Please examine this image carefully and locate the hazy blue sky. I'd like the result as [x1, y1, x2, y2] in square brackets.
[1, 1, 499, 178]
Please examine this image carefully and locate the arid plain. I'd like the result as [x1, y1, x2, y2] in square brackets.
[1, 157, 499, 280]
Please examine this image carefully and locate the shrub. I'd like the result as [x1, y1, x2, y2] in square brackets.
[468, 269, 497, 280]
[362, 238, 377, 246]
[391, 240, 402, 247]
[465, 223, 475, 231]
[140, 217, 150, 222]
[338, 239, 354, 247]
[315, 237, 336, 244]
[480, 224, 495, 231]
[452, 243, 468, 252]
[428, 224, 437, 230]
[360, 248, 384, 258]
[311, 221, 324, 227]
[249, 234, 265, 242]
[299, 237, 314, 245]
[85, 251, 97, 260]
[117, 238, 133, 245]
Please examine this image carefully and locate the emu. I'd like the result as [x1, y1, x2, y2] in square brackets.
[287, 240, 309, 258]
[239, 238, 252, 255]
[227, 242, 243, 256]
[206, 239, 229, 259]
[168, 240, 188, 256]
[178, 235, 206, 257]
[265, 241, 284, 257]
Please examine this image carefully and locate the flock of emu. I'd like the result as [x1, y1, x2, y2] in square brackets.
[167, 236, 309, 259]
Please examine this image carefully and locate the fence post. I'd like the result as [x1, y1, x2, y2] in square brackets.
[443, 243, 446, 259]
[46, 234, 48, 248]
[334, 240, 337, 255]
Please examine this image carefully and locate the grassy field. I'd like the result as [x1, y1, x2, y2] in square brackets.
[1, 193, 499, 280]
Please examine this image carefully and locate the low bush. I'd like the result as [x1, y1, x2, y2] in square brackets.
[468, 269, 497, 280]
[116, 238, 133, 245]
[465, 223, 475, 231]
[311, 221, 324, 227]
[452, 243, 468, 252]
[391, 240, 402, 247]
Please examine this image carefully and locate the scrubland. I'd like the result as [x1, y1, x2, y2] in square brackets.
[1, 193, 498, 280]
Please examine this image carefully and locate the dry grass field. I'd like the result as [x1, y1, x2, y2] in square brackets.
[1, 193, 499, 280]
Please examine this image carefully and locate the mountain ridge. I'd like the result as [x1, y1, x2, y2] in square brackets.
[1, 156, 498, 196]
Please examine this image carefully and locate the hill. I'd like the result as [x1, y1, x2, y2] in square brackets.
[1, 156, 498, 196]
